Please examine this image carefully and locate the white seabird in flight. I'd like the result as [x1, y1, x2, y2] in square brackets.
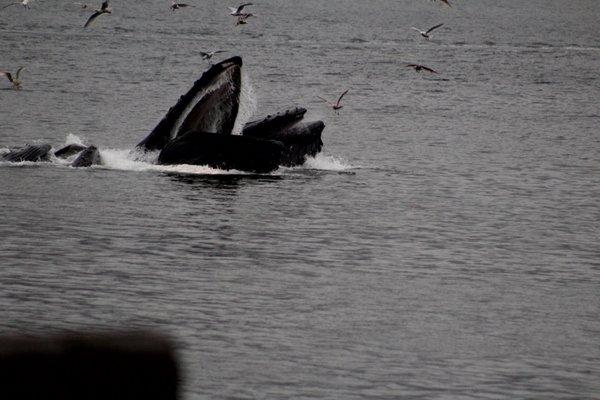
[228, 3, 252, 16]
[317, 89, 349, 113]
[406, 63, 438, 73]
[1, 67, 25, 90]
[84, 0, 111, 28]
[411, 23, 444, 40]
[200, 50, 226, 60]
[171, 0, 193, 12]
[235, 13, 253, 25]
[1, 0, 32, 11]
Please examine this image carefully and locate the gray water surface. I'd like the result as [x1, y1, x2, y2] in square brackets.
[1, 1, 599, 399]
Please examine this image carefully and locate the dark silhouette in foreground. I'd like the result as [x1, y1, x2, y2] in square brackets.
[0, 331, 179, 400]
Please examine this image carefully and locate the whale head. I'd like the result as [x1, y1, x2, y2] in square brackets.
[137, 56, 243, 152]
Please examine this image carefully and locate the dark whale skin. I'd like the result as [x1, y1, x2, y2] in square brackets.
[158, 130, 284, 173]
[54, 144, 87, 159]
[71, 146, 101, 167]
[2, 144, 52, 162]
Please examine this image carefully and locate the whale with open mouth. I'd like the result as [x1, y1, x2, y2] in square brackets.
[2, 56, 325, 173]
[137, 56, 324, 173]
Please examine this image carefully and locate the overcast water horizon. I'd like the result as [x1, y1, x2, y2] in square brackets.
[1, 1, 599, 399]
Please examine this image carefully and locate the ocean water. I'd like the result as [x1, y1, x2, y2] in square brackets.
[1, 1, 599, 399]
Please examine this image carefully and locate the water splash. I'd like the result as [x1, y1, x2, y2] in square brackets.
[1, 145, 353, 175]
[64, 133, 85, 146]
[98, 148, 246, 175]
[295, 153, 354, 171]
[0, 134, 355, 176]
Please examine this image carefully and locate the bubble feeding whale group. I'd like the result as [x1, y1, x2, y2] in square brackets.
[1, 56, 325, 174]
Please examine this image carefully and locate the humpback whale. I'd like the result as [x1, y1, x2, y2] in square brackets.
[1, 143, 101, 167]
[1, 144, 52, 162]
[241, 108, 324, 166]
[71, 146, 101, 167]
[2, 56, 325, 173]
[54, 143, 88, 158]
[136, 56, 324, 172]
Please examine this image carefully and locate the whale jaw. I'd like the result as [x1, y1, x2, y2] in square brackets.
[137, 57, 243, 152]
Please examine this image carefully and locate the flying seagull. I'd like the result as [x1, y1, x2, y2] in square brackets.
[431, 0, 451, 7]
[171, 0, 192, 11]
[1, 0, 31, 11]
[406, 63, 438, 73]
[317, 89, 349, 113]
[84, 0, 111, 28]
[1, 67, 24, 90]
[235, 13, 252, 25]
[411, 23, 444, 40]
[228, 3, 252, 16]
[200, 50, 226, 60]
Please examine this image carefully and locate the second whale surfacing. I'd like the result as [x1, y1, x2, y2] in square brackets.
[1, 144, 52, 163]
[136, 56, 325, 173]
[71, 146, 101, 168]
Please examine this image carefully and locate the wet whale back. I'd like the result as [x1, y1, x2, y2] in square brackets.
[268, 121, 325, 166]
[71, 146, 101, 167]
[158, 130, 283, 173]
[242, 108, 324, 166]
[2, 144, 52, 162]
[55, 144, 87, 159]
[242, 107, 307, 139]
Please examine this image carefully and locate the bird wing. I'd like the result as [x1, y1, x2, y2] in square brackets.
[213, 50, 226, 54]
[84, 11, 101, 28]
[423, 66, 438, 73]
[2, 72, 14, 83]
[426, 23, 444, 34]
[237, 3, 252, 12]
[317, 96, 331, 105]
[411, 27, 423, 33]
[440, 0, 451, 7]
[15, 66, 24, 79]
[405, 63, 417, 68]
[336, 89, 349, 106]
[100, 0, 109, 11]
[228, 6, 238, 13]
[1, 3, 20, 10]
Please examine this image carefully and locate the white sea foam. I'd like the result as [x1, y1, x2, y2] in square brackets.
[97, 149, 156, 172]
[2, 145, 354, 175]
[301, 153, 354, 171]
[64, 133, 85, 146]
[93, 148, 354, 176]
[97, 148, 245, 175]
